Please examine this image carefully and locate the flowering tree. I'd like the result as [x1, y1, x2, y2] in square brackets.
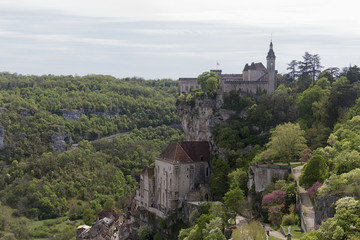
[307, 182, 322, 199]
[262, 190, 287, 226]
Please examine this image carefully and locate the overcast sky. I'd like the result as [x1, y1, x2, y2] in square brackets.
[0, 0, 359, 79]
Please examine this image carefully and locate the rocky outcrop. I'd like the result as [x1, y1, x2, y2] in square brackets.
[315, 195, 359, 226]
[248, 163, 292, 193]
[0, 126, 4, 150]
[19, 109, 35, 116]
[177, 95, 235, 143]
[62, 109, 84, 121]
[50, 133, 71, 151]
[61, 109, 122, 121]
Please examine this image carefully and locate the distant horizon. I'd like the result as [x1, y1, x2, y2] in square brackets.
[1, 0, 359, 80]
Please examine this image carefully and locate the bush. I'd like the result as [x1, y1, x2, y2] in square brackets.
[153, 232, 163, 240]
[262, 190, 286, 209]
[137, 225, 152, 240]
[299, 154, 329, 189]
[281, 213, 299, 226]
[307, 182, 322, 199]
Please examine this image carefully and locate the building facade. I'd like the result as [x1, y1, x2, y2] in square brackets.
[136, 141, 211, 217]
[179, 41, 277, 95]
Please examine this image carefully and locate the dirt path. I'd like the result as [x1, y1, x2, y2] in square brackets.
[293, 166, 315, 232]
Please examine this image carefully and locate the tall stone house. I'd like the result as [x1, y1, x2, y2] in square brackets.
[179, 41, 277, 95]
[136, 141, 211, 217]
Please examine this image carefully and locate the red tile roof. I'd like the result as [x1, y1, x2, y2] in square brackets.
[157, 141, 210, 164]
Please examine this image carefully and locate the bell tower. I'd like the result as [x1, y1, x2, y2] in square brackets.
[266, 41, 277, 93]
[266, 41, 276, 71]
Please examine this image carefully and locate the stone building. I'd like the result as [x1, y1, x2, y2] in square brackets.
[179, 41, 277, 95]
[136, 141, 211, 217]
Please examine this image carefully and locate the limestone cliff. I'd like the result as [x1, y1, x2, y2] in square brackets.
[50, 133, 72, 151]
[177, 94, 235, 143]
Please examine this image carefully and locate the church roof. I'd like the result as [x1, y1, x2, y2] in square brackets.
[158, 141, 210, 164]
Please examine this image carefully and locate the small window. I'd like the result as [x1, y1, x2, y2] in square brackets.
[200, 155, 204, 161]
[206, 167, 209, 177]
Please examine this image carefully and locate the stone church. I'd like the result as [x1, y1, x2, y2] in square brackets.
[136, 141, 211, 218]
[179, 41, 277, 95]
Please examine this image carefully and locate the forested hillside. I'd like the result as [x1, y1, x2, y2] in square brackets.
[0, 73, 183, 238]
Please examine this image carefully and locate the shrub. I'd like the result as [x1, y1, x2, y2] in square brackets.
[262, 190, 286, 209]
[299, 154, 329, 189]
[137, 225, 152, 240]
[307, 182, 322, 199]
[281, 213, 299, 226]
[268, 205, 285, 226]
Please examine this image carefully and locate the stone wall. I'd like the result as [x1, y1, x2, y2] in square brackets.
[248, 163, 292, 193]
[314, 195, 359, 226]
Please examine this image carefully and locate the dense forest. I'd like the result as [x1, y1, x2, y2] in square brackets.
[0, 74, 183, 238]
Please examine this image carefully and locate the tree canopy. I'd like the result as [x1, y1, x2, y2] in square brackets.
[265, 122, 307, 162]
[197, 72, 220, 91]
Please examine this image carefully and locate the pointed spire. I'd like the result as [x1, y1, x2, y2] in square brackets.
[267, 41, 275, 59]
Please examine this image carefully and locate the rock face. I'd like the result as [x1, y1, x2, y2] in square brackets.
[177, 95, 235, 143]
[62, 109, 84, 121]
[62, 109, 122, 121]
[50, 133, 71, 151]
[19, 109, 35, 116]
[0, 126, 4, 150]
[315, 195, 359, 226]
[248, 163, 292, 193]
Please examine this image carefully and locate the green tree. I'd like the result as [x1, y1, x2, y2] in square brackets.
[333, 150, 360, 174]
[103, 198, 115, 210]
[223, 187, 245, 216]
[228, 168, 248, 193]
[266, 122, 307, 162]
[186, 225, 202, 240]
[83, 209, 96, 225]
[202, 217, 225, 240]
[210, 157, 230, 197]
[299, 154, 329, 189]
[231, 221, 265, 240]
[137, 225, 152, 240]
[197, 72, 220, 91]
